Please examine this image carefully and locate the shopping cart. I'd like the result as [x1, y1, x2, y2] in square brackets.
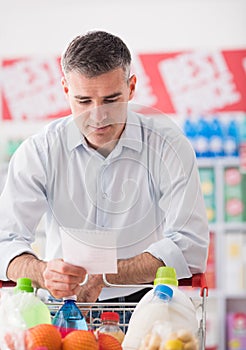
[0, 273, 208, 350]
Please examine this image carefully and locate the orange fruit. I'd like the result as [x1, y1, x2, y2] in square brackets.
[25, 324, 62, 350]
[98, 333, 122, 350]
[62, 330, 99, 350]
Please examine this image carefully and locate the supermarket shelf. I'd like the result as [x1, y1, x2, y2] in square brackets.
[209, 222, 246, 231]
[225, 293, 246, 299]
[223, 222, 246, 231]
[197, 157, 240, 168]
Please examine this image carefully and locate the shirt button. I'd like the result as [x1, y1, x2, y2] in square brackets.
[102, 192, 107, 199]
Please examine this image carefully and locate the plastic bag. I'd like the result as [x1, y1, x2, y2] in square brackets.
[0, 290, 26, 350]
[139, 321, 199, 350]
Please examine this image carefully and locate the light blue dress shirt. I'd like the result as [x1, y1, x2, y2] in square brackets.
[0, 111, 209, 299]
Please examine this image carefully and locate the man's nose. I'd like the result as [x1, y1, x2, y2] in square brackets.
[90, 104, 108, 123]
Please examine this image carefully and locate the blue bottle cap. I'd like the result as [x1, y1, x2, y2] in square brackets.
[154, 284, 173, 301]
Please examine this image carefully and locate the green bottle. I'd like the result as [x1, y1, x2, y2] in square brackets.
[14, 278, 51, 328]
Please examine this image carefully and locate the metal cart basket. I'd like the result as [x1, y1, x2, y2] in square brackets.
[0, 273, 208, 350]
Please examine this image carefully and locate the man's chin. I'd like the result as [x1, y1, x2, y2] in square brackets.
[86, 135, 118, 153]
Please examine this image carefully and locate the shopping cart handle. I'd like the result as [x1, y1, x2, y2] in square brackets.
[1, 273, 208, 297]
[0, 280, 16, 288]
[178, 273, 208, 297]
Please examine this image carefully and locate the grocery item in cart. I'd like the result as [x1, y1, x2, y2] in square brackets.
[14, 277, 51, 328]
[62, 329, 123, 350]
[139, 322, 198, 350]
[97, 311, 125, 344]
[25, 323, 62, 350]
[52, 295, 88, 337]
[122, 267, 198, 350]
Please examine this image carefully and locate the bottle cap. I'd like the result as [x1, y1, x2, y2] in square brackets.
[63, 295, 77, 301]
[14, 278, 34, 293]
[154, 284, 173, 301]
[101, 312, 119, 322]
[154, 266, 178, 286]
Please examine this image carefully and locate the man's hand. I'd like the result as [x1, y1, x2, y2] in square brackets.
[7, 254, 87, 300]
[76, 274, 104, 302]
[7, 253, 47, 289]
[43, 259, 87, 300]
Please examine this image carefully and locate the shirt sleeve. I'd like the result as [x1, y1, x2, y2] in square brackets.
[0, 136, 48, 280]
[144, 134, 209, 279]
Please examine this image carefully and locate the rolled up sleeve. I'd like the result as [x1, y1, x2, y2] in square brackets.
[145, 134, 209, 279]
[0, 138, 47, 280]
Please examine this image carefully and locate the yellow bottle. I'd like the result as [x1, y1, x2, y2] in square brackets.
[98, 311, 125, 344]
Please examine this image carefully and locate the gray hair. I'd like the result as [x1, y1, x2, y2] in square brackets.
[61, 30, 132, 80]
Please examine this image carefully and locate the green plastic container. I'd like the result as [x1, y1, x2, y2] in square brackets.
[14, 278, 51, 328]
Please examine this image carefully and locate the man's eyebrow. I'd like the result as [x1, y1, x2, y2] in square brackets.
[74, 92, 122, 100]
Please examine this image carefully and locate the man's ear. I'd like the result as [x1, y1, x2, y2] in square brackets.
[128, 74, 137, 101]
[61, 77, 69, 95]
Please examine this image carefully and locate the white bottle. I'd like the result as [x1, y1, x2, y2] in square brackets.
[123, 284, 173, 350]
[122, 267, 198, 350]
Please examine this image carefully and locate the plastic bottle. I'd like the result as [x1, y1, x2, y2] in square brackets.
[52, 295, 88, 337]
[195, 118, 210, 158]
[224, 119, 240, 157]
[209, 117, 224, 157]
[97, 312, 125, 344]
[122, 267, 198, 350]
[14, 277, 51, 328]
[122, 284, 173, 350]
[183, 119, 197, 152]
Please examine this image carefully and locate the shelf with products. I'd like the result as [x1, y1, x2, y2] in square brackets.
[0, 120, 49, 192]
[197, 156, 246, 350]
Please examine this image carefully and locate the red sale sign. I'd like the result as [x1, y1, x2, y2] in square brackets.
[1, 57, 70, 121]
[134, 50, 246, 115]
[1, 49, 246, 120]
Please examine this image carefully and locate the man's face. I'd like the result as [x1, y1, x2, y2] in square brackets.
[62, 68, 136, 154]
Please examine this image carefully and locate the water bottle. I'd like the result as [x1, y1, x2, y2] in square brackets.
[183, 119, 197, 152]
[195, 118, 210, 158]
[224, 120, 240, 157]
[209, 117, 224, 157]
[97, 312, 125, 344]
[14, 278, 51, 328]
[52, 295, 88, 337]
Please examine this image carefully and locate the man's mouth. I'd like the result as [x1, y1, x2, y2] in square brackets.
[89, 124, 111, 131]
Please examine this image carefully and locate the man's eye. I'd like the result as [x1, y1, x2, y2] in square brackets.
[78, 100, 91, 104]
[104, 99, 117, 104]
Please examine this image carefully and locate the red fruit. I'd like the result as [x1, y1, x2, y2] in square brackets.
[25, 324, 62, 350]
[98, 333, 122, 350]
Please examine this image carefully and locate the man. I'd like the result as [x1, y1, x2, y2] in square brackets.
[0, 31, 209, 303]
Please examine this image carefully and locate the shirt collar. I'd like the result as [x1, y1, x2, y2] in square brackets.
[67, 110, 143, 153]
[117, 110, 143, 153]
[67, 117, 87, 151]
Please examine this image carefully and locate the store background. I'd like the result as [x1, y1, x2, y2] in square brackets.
[1, 0, 246, 349]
